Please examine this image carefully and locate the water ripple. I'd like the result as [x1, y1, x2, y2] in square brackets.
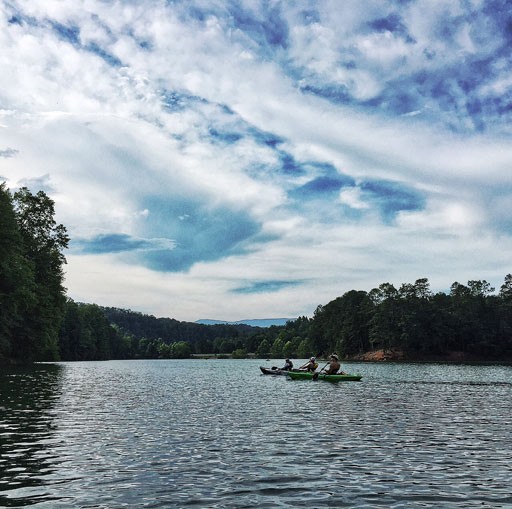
[1, 360, 511, 507]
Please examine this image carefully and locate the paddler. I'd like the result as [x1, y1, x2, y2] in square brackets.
[299, 357, 318, 372]
[280, 358, 293, 371]
[323, 353, 344, 375]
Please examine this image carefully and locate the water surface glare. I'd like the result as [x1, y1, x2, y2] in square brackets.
[1, 360, 511, 507]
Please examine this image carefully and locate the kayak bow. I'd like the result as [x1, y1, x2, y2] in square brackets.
[259, 366, 289, 376]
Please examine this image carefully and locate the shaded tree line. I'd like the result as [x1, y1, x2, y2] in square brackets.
[298, 277, 512, 361]
[55, 277, 512, 362]
[57, 302, 268, 361]
[59, 300, 129, 361]
[90, 307, 266, 360]
[72, 277, 512, 362]
[101, 307, 256, 355]
[1, 184, 68, 363]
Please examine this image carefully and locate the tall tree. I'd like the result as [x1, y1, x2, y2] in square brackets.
[0, 184, 36, 361]
[309, 291, 373, 356]
[13, 187, 69, 361]
[397, 278, 434, 352]
[368, 283, 401, 351]
[497, 275, 512, 356]
[499, 274, 512, 301]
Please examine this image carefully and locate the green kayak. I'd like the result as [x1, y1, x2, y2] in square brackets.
[287, 371, 362, 382]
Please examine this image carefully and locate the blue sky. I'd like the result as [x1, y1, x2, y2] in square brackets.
[2, 0, 512, 321]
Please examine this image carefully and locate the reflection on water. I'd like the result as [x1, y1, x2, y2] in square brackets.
[1, 360, 511, 508]
[0, 364, 63, 507]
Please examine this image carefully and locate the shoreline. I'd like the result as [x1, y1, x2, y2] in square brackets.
[3, 349, 512, 366]
[347, 348, 512, 364]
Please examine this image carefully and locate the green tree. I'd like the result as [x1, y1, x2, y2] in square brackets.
[497, 275, 512, 356]
[296, 337, 314, 358]
[232, 348, 247, 359]
[256, 339, 271, 358]
[12, 187, 69, 361]
[282, 340, 294, 358]
[271, 334, 286, 358]
[310, 291, 373, 357]
[59, 299, 81, 360]
[0, 184, 36, 361]
[76, 303, 117, 360]
[499, 274, 512, 300]
[449, 280, 499, 355]
[171, 341, 192, 358]
[214, 337, 236, 354]
[157, 342, 172, 358]
[397, 278, 434, 352]
[335, 290, 373, 356]
[368, 283, 401, 351]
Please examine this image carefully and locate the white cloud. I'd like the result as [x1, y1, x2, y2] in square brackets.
[2, 0, 512, 320]
[339, 187, 369, 210]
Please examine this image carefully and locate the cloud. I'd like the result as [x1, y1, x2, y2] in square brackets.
[368, 12, 415, 42]
[232, 280, 301, 294]
[228, 2, 290, 52]
[2, 0, 512, 321]
[283, 0, 512, 132]
[74, 233, 175, 255]
[359, 180, 425, 222]
[135, 197, 262, 271]
[0, 148, 19, 158]
[73, 193, 262, 272]
[17, 174, 55, 194]
[291, 174, 354, 199]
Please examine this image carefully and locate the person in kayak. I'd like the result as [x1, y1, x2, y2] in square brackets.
[299, 357, 318, 372]
[323, 354, 345, 375]
[323, 354, 340, 374]
[280, 358, 293, 371]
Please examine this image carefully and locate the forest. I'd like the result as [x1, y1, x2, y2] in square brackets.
[1, 183, 512, 364]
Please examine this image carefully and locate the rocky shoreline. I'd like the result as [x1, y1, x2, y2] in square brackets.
[347, 349, 511, 363]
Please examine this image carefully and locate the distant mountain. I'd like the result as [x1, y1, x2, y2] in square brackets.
[196, 318, 293, 327]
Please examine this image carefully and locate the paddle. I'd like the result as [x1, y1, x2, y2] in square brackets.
[313, 362, 329, 380]
[318, 361, 329, 373]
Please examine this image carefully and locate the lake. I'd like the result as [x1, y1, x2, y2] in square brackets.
[1, 359, 511, 508]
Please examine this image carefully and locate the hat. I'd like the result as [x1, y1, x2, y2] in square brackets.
[310, 357, 316, 361]
[330, 354, 338, 360]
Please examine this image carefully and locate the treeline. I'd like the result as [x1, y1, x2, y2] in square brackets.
[84, 276, 512, 361]
[59, 304, 259, 361]
[3, 183, 512, 364]
[58, 303, 308, 361]
[306, 278, 512, 360]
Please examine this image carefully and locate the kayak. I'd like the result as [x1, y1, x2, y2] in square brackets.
[287, 371, 362, 382]
[260, 366, 289, 376]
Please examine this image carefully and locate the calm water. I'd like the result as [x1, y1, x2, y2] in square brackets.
[1, 360, 511, 508]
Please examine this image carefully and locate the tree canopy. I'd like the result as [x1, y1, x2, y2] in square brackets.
[1, 185, 68, 362]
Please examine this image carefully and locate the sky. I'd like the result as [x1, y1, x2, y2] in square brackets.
[2, 0, 512, 322]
